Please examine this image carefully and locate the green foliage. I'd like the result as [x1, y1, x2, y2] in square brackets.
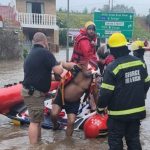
[0, 30, 21, 59]
[112, 5, 135, 14]
[99, 5, 110, 12]
[82, 7, 88, 14]
[97, 4, 135, 14]
[133, 17, 150, 40]
[23, 48, 28, 59]
[59, 29, 67, 46]
[57, 13, 67, 28]
[57, 12, 150, 41]
[146, 14, 150, 27]
[57, 12, 92, 28]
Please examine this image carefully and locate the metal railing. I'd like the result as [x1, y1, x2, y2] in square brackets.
[17, 13, 56, 28]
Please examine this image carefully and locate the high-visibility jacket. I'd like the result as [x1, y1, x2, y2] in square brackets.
[133, 49, 145, 63]
[71, 28, 97, 65]
[97, 55, 150, 120]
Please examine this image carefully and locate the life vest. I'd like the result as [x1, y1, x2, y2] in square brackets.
[71, 34, 88, 63]
[71, 29, 97, 64]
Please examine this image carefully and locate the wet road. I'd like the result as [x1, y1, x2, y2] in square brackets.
[0, 50, 150, 150]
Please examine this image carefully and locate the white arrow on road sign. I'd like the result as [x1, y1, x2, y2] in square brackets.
[128, 24, 132, 28]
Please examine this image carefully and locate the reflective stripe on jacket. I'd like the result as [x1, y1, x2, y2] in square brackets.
[98, 55, 150, 120]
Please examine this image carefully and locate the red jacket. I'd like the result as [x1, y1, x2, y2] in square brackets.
[71, 28, 97, 66]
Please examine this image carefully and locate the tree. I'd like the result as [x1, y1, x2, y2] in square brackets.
[59, 29, 67, 46]
[98, 4, 136, 14]
[112, 4, 136, 14]
[146, 9, 150, 31]
[56, 15, 67, 28]
[58, 8, 63, 12]
[0, 30, 21, 59]
[102, 5, 110, 12]
[82, 7, 88, 14]
[91, 7, 97, 14]
[146, 15, 150, 25]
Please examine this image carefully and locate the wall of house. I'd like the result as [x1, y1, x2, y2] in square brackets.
[47, 29, 59, 46]
[46, 29, 59, 52]
[16, 0, 59, 51]
[22, 28, 59, 52]
[16, 0, 26, 13]
[16, 0, 56, 15]
[54, 30, 59, 45]
[45, 0, 56, 15]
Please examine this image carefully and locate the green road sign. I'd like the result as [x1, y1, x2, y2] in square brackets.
[96, 29, 133, 39]
[94, 12, 134, 39]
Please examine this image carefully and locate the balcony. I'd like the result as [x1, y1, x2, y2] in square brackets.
[17, 13, 58, 29]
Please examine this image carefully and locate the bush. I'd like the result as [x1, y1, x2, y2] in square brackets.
[23, 48, 28, 59]
[0, 30, 21, 59]
[59, 29, 67, 46]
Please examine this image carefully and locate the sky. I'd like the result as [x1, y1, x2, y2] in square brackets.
[0, 0, 149, 16]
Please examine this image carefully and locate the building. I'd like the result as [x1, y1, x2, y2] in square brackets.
[0, 1, 59, 52]
[68, 29, 79, 46]
[16, 0, 59, 52]
[0, 5, 16, 21]
[0, 5, 20, 30]
[0, 16, 3, 28]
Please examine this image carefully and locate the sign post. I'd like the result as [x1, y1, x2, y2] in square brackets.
[94, 12, 134, 39]
[66, 0, 70, 61]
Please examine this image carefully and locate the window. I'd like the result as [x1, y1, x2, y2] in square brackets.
[26, 2, 44, 14]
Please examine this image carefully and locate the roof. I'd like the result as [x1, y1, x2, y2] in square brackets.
[0, 5, 16, 21]
[0, 5, 21, 29]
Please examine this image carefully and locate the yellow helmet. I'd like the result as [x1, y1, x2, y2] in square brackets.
[85, 21, 95, 29]
[108, 32, 128, 48]
[131, 40, 144, 51]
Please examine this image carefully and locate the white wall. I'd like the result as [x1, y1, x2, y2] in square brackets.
[0, 21, 3, 28]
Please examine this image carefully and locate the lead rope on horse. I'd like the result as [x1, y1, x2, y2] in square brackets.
[61, 78, 65, 105]
[60, 71, 73, 105]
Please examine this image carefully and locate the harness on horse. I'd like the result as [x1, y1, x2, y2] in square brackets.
[60, 65, 82, 105]
[59, 65, 99, 105]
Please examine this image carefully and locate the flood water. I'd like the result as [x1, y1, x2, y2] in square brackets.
[0, 49, 150, 150]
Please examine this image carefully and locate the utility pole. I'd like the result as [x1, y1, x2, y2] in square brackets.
[108, 0, 111, 11]
[66, 0, 70, 61]
[111, 0, 113, 11]
[149, 9, 150, 33]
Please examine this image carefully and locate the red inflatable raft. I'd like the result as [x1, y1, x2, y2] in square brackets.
[0, 81, 60, 114]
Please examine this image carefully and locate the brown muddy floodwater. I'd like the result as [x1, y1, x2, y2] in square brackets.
[0, 50, 150, 150]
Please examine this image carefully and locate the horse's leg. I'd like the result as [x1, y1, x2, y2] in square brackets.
[51, 89, 63, 130]
[66, 113, 76, 136]
[89, 93, 97, 111]
[51, 104, 62, 130]
[88, 75, 101, 111]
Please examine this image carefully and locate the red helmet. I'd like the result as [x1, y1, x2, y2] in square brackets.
[83, 114, 108, 138]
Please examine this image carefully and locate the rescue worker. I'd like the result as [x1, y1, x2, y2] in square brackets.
[97, 45, 114, 75]
[144, 39, 149, 47]
[51, 21, 98, 136]
[71, 21, 98, 67]
[22, 32, 75, 144]
[131, 40, 150, 63]
[22, 32, 64, 144]
[97, 33, 150, 150]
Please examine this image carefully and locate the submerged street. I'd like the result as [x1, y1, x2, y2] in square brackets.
[0, 50, 150, 150]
